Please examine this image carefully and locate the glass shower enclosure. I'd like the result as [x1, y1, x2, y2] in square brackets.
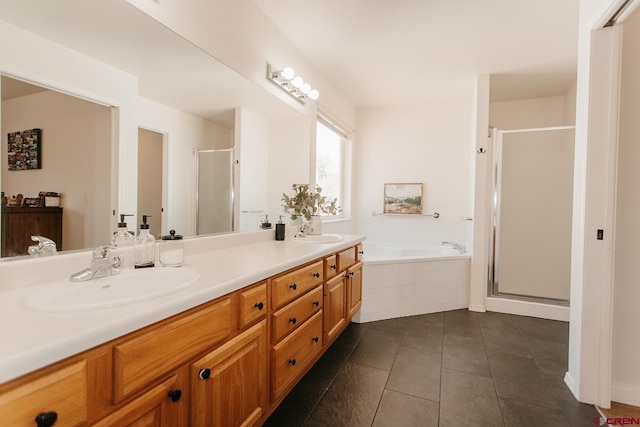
[195, 148, 234, 236]
[489, 126, 575, 304]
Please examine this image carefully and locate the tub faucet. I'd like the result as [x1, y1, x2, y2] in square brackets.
[28, 235, 57, 257]
[69, 245, 123, 282]
[442, 241, 466, 253]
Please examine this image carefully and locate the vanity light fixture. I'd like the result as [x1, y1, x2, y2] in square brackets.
[267, 63, 320, 103]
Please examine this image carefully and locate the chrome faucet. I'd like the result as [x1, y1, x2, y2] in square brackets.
[69, 245, 123, 282]
[28, 235, 57, 257]
[442, 241, 467, 253]
[295, 222, 313, 237]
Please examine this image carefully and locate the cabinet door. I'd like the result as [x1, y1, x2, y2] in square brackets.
[191, 321, 267, 427]
[93, 371, 186, 427]
[346, 262, 363, 319]
[0, 360, 87, 426]
[323, 272, 347, 343]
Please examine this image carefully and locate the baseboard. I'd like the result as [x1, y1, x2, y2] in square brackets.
[564, 371, 577, 398]
[485, 297, 570, 321]
[468, 304, 486, 313]
[612, 383, 640, 407]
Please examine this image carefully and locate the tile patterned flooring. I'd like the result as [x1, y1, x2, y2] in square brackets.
[264, 309, 601, 426]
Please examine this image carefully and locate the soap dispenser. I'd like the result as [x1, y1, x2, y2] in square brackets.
[275, 215, 285, 241]
[261, 215, 272, 229]
[113, 214, 135, 246]
[134, 215, 155, 268]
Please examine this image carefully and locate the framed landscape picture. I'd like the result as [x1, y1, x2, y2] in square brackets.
[7, 128, 41, 171]
[384, 183, 423, 214]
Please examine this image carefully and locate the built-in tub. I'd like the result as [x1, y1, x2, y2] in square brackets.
[352, 242, 471, 323]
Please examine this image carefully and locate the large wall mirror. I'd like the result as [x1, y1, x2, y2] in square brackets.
[0, 0, 311, 259]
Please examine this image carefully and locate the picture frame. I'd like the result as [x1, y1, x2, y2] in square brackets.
[7, 128, 41, 171]
[383, 182, 423, 214]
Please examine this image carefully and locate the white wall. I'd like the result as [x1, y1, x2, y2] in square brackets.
[137, 97, 233, 237]
[2, 90, 112, 251]
[353, 98, 474, 247]
[611, 8, 640, 406]
[490, 91, 576, 130]
[0, 18, 139, 240]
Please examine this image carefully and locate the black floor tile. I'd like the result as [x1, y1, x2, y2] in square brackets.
[308, 361, 389, 427]
[511, 315, 569, 344]
[499, 397, 570, 426]
[440, 368, 504, 426]
[386, 345, 441, 401]
[442, 334, 492, 377]
[372, 390, 439, 427]
[265, 311, 598, 427]
[348, 328, 403, 370]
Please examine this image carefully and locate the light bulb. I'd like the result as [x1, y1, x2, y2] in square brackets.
[309, 89, 320, 100]
[301, 83, 311, 94]
[291, 76, 303, 88]
[281, 67, 295, 80]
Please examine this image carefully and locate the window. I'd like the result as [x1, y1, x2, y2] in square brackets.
[315, 113, 351, 218]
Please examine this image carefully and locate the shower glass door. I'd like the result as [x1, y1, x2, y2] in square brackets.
[490, 127, 574, 303]
[196, 149, 234, 235]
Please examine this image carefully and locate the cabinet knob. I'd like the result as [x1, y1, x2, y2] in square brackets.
[359, 250, 364, 255]
[288, 359, 296, 366]
[289, 317, 297, 324]
[254, 302, 264, 310]
[198, 368, 211, 380]
[350, 271, 355, 277]
[313, 272, 320, 278]
[35, 412, 57, 427]
[312, 337, 319, 343]
[290, 283, 297, 290]
[330, 264, 337, 270]
[168, 389, 182, 402]
[313, 301, 319, 307]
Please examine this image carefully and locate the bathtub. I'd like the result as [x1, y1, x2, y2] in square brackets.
[352, 242, 471, 323]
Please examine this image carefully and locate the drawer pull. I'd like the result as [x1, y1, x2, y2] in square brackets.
[313, 272, 320, 278]
[35, 412, 57, 427]
[289, 317, 297, 325]
[350, 272, 355, 277]
[313, 301, 319, 307]
[330, 264, 337, 270]
[288, 358, 297, 366]
[168, 389, 182, 402]
[312, 337, 319, 343]
[290, 283, 297, 290]
[359, 250, 364, 255]
[254, 302, 264, 310]
[198, 368, 211, 380]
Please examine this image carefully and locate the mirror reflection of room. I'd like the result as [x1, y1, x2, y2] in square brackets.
[1, 75, 112, 257]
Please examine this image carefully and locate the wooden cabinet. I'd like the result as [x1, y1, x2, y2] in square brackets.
[238, 282, 267, 329]
[0, 360, 87, 426]
[93, 371, 187, 427]
[1, 206, 63, 257]
[0, 243, 363, 426]
[347, 261, 363, 319]
[271, 311, 323, 401]
[323, 272, 347, 343]
[191, 321, 267, 427]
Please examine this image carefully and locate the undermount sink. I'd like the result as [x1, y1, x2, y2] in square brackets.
[26, 267, 200, 312]
[292, 234, 343, 243]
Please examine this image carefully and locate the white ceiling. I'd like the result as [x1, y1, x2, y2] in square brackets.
[254, 0, 580, 107]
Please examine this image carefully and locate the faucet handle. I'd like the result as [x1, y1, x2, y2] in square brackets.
[93, 244, 115, 260]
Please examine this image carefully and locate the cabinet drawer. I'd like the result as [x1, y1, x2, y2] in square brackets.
[0, 360, 87, 426]
[271, 310, 323, 400]
[271, 260, 323, 310]
[324, 254, 338, 281]
[238, 282, 267, 329]
[272, 285, 323, 343]
[336, 246, 357, 272]
[355, 243, 364, 262]
[113, 298, 232, 402]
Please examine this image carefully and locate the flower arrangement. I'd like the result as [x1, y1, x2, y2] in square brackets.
[282, 184, 341, 221]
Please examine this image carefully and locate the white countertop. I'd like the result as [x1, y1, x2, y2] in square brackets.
[0, 233, 364, 384]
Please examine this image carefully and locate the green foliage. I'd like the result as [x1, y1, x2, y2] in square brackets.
[281, 184, 341, 221]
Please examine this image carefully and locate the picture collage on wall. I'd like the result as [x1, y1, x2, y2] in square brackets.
[7, 128, 41, 171]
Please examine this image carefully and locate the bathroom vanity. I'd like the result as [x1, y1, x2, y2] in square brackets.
[0, 233, 363, 426]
